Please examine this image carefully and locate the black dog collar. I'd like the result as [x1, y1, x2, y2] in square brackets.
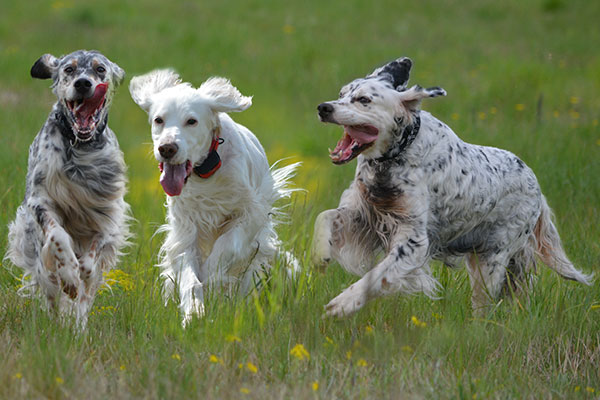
[376, 114, 421, 162]
[193, 135, 224, 179]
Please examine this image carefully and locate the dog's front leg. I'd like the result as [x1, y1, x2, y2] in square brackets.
[311, 209, 338, 270]
[159, 220, 205, 326]
[40, 216, 85, 310]
[203, 218, 263, 289]
[325, 223, 437, 317]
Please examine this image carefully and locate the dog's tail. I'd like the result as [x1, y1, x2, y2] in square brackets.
[533, 195, 593, 284]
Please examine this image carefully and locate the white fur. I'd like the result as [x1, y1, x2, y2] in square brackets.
[130, 70, 300, 326]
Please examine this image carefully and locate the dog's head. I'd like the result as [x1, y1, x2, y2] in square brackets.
[129, 69, 251, 196]
[31, 50, 125, 142]
[317, 57, 446, 164]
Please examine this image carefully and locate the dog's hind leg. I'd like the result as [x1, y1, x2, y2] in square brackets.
[466, 251, 515, 315]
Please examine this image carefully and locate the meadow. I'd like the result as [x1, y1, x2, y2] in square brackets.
[0, 0, 599, 398]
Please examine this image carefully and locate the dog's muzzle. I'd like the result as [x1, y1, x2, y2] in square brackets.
[318, 102, 335, 122]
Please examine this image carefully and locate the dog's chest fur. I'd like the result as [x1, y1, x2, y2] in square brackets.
[26, 108, 126, 236]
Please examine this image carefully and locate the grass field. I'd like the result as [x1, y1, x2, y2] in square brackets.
[0, 0, 599, 398]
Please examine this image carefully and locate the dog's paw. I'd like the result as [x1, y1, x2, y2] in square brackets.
[324, 283, 368, 318]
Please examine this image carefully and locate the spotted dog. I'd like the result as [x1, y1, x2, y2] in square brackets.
[312, 57, 592, 317]
[129, 70, 299, 326]
[6, 50, 131, 327]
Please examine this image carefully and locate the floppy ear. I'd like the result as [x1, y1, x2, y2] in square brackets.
[368, 57, 412, 90]
[397, 85, 446, 112]
[31, 54, 59, 80]
[129, 69, 183, 112]
[110, 61, 125, 87]
[198, 77, 252, 113]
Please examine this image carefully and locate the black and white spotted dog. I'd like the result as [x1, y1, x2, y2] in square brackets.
[6, 50, 131, 327]
[312, 57, 592, 317]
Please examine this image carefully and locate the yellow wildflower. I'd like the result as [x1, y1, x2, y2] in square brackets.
[325, 336, 335, 345]
[312, 381, 319, 391]
[586, 387, 595, 393]
[411, 316, 427, 328]
[225, 334, 242, 343]
[55, 377, 64, 385]
[478, 112, 486, 120]
[365, 325, 374, 334]
[515, 104, 525, 111]
[282, 24, 295, 34]
[569, 96, 579, 105]
[209, 354, 221, 364]
[553, 110, 560, 118]
[451, 113, 459, 120]
[574, 386, 581, 392]
[246, 362, 258, 374]
[356, 358, 368, 367]
[240, 387, 250, 394]
[346, 350, 352, 360]
[401, 345, 413, 353]
[119, 365, 126, 371]
[290, 344, 310, 360]
[171, 353, 181, 361]
[238, 363, 244, 369]
[13, 372, 23, 380]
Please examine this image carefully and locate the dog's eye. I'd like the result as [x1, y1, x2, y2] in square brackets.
[64, 66, 74, 74]
[186, 118, 198, 126]
[357, 96, 371, 104]
[96, 65, 106, 73]
[154, 117, 164, 124]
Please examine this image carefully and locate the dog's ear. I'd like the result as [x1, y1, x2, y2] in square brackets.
[31, 54, 59, 80]
[110, 61, 125, 87]
[368, 57, 412, 91]
[397, 85, 446, 111]
[129, 69, 182, 112]
[198, 77, 252, 113]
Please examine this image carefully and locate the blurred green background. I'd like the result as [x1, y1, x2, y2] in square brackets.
[0, 1, 598, 398]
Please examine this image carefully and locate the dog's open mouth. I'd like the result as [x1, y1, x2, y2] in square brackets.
[64, 83, 108, 141]
[159, 160, 193, 196]
[329, 125, 379, 164]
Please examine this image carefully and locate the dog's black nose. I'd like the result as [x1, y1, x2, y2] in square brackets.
[158, 143, 178, 159]
[74, 78, 93, 94]
[318, 103, 334, 117]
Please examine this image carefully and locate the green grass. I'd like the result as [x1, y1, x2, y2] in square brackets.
[1, 0, 599, 398]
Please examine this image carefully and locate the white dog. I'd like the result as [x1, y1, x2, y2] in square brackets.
[129, 70, 299, 325]
[313, 57, 592, 317]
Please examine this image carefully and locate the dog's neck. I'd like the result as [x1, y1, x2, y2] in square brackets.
[54, 106, 108, 150]
[193, 126, 223, 179]
[375, 113, 421, 162]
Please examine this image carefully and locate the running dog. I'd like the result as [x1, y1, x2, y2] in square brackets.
[6, 50, 131, 327]
[312, 57, 592, 317]
[129, 70, 299, 325]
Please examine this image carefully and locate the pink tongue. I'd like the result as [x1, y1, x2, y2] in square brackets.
[160, 163, 188, 196]
[75, 83, 108, 125]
